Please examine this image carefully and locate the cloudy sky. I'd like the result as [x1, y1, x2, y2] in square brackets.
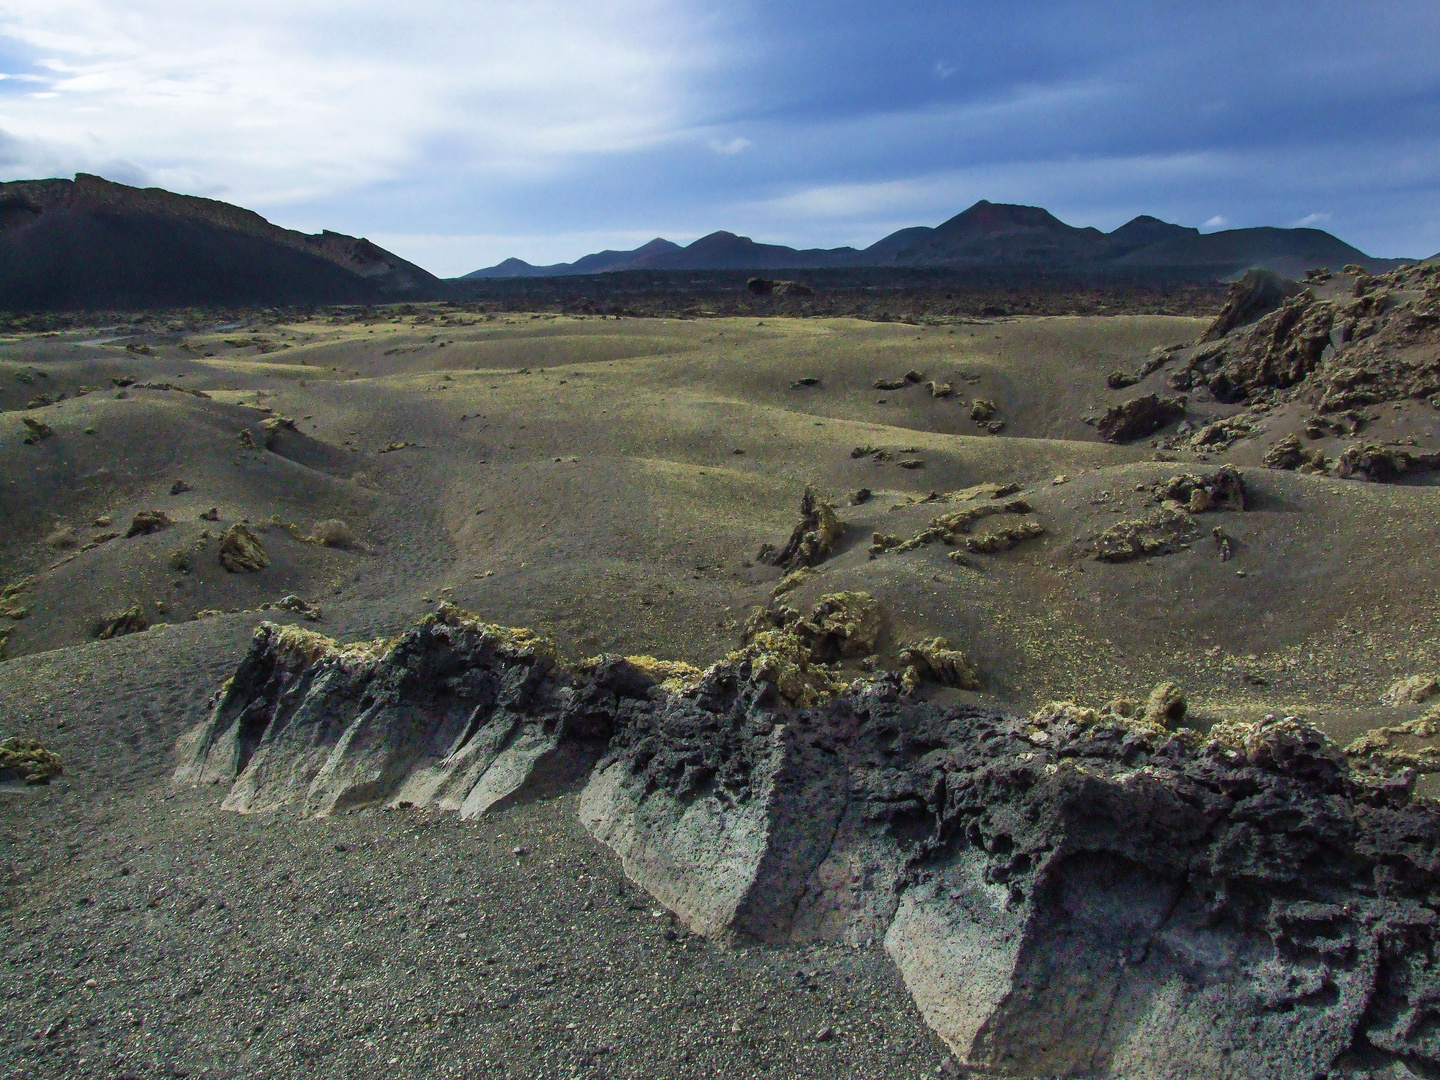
[1, 0, 1437, 275]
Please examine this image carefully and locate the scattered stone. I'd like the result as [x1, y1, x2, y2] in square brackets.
[46, 525, 78, 549]
[1198, 268, 1294, 343]
[897, 458, 924, 470]
[926, 381, 953, 398]
[985, 419, 1006, 434]
[1142, 681, 1187, 728]
[94, 604, 149, 640]
[218, 524, 269, 573]
[1155, 464, 1247, 512]
[897, 638, 981, 694]
[169, 479, 192, 495]
[21, 417, 52, 444]
[1182, 414, 1252, 450]
[92, 515, 112, 527]
[793, 376, 820, 387]
[963, 519, 1045, 553]
[850, 445, 881, 458]
[766, 487, 843, 571]
[848, 488, 872, 506]
[1263, 434, 1307, 470]
[0, 737, 62, 785]
[969, 399, 996, 422]
[748, 278, 813, 297]
[126, 510, 172, 537]
[168, 548, 192, 572]
[1211, 526, 1234, 561]
[1093, 506, 1196, 562]
[376, 441, 415, 453]
[1105, 370, 1138, 390]
[1096, 393, 1186, 443]
[1333, 443, 1440, 482]
[275, 595, 323, 621]
[304, 519, 356, 549]
[1384, 675, 1440, 706]
[873, 377, 908, 391]
[903, 370, 924, 384]
[868, 532, 902, 556]
[199, 507, 220, 521]
[237, 428, 258, 450]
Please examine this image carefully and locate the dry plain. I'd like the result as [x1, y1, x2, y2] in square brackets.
[4, 294, 1440, 1079]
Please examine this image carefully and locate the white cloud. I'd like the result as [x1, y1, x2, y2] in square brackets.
[1202, 215, 1229, 230]
[0, 0, 716, 206]
[707, 136, 752, 155]
[1293, 211, 1333, 228]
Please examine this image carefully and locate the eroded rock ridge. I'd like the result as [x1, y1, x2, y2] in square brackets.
[176, 606, 1440, 1079]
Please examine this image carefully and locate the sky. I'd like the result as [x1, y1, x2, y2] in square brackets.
[1, 0, 1438, 276]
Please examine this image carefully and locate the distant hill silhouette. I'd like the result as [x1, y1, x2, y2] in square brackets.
[465, 199, 1413, 280]
[0, 174, 444, 310]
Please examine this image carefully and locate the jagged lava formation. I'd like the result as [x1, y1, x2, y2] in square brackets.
[177, 604, 1440, 1079]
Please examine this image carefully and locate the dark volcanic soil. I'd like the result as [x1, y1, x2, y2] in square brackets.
[4, 268, 1440, 1079]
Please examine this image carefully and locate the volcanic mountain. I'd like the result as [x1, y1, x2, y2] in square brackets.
[0, 174, 445, 310]
[466, 199, 1409, 279]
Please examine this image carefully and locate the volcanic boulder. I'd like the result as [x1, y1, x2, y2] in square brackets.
[1096, 394, 1187, 443]
[1198, 268, 1295, 343]
[764, 486, 844, 571]
[218, 523, 269, 572]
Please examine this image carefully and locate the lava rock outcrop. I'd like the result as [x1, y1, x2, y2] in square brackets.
[177, 606, 1440, 1079]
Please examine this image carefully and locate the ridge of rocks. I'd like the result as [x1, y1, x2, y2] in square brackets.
[176, 604, 1440, 1078]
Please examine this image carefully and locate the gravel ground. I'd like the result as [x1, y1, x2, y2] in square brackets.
[0, 619, 953, 1080]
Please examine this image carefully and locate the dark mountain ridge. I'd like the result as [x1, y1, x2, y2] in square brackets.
[466, 199, 1412, 280]
[0, 174, 443, 310]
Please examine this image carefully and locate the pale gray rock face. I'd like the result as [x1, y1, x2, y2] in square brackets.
[174, 610, 623, 818]
[177, 610, 1440, 1079]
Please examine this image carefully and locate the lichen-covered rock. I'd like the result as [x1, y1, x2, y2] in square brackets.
[963, 519, 1045, 552]
[1141, 680, 1187, 727]
[897, 638, 980, 694]
[20, 416, 52, 444]
[1263, 433, 1307, 470]
[1384, 674, 1439, 706]
[126, 510, 171, 537]
[218, 523, 269, 572]
[765, 486, 843, 571]
[876, 497, 1033, 557]
[1154, 463, 1247, 512]
[1093, 505, 1197, 562]
[1333, 443, 1440, 483]
[732, 593, 886, 706]
[0, 737, 62, 784]
[1096, 393, 1186, 443]
[94, 604, 149, 639]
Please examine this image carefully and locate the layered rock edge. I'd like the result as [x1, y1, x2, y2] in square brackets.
[174, 605, 1440, 1079]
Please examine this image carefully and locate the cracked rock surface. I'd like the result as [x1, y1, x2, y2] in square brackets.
[178, 606, 1440, 1079]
